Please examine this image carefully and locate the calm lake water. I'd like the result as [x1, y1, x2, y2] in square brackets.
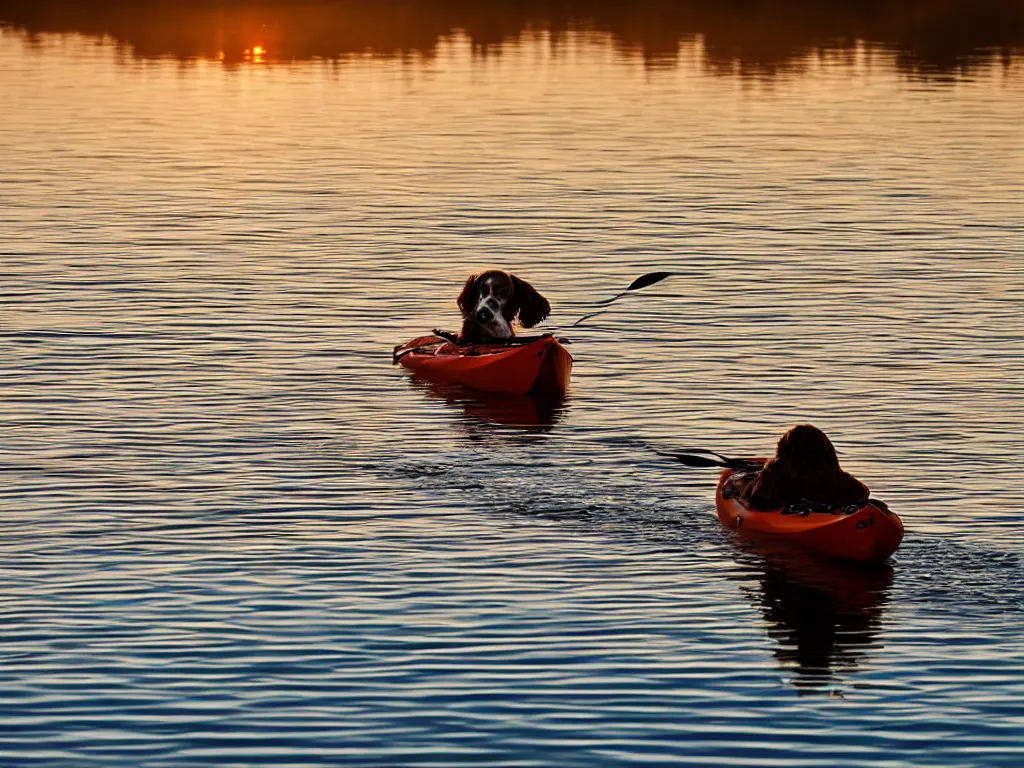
[2, 2, 1023, 765]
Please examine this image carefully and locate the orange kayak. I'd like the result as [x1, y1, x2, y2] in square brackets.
[393, 334, 572, 398]
[716, 466, 904, 563]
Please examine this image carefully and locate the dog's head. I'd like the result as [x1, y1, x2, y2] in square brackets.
[774, 424, 840, 470]
[457, 270, 551, 339]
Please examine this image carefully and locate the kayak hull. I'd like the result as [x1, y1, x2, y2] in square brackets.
[715, 468, 904, 563]
[394, 334, 572, 398]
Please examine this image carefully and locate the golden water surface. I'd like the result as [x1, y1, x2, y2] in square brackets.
[1, 2, 1023, 765]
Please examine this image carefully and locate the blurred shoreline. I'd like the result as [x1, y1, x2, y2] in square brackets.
[1, 0, 1021, 76]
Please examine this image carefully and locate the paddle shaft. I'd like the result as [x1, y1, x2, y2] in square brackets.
[396, 271, 673, 357]
[563, 271, 676, 330]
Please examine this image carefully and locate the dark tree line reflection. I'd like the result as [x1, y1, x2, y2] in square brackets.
[1, 0, 1020, 77]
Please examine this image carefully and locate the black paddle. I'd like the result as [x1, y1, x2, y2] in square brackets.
[650, 446, 765, 473]
[565, 271, 676, 329]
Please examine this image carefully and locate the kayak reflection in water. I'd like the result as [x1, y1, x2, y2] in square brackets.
[410, 379, 567, 428]
[732, 424, 869, 511]
[738, 543, 894, 692]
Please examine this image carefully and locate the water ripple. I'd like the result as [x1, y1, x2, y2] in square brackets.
[1, 27, 1022, 768]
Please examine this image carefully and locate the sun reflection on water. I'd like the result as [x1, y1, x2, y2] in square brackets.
[243, 45, 267, 63]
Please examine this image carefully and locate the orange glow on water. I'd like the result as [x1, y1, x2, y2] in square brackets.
[241, 46, 266, 63]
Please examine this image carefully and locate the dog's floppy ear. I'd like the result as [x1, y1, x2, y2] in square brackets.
[456, 274, 478, 316]
[511, 275, 551, 328]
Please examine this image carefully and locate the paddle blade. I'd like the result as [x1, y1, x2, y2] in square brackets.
[672, 454, 727, 468]
[652, 449, 726, 468]
[626, 271, 674, 292]
[651, 445, 765, 473]
[568, 271, 676, 326]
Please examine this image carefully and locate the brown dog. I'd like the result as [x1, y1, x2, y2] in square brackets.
[456, 270, 551, 345]
[739, 424, 869, 510]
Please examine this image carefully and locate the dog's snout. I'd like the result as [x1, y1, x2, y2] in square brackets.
[476, 307, 493, 324]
